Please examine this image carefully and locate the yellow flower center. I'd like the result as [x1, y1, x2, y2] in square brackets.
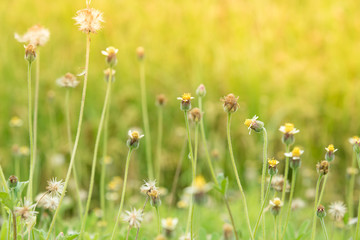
[149, 189, 159, 198]
[194, 175, 206, 189]
[291, 147, 301, 157]
[166, 218, 174, 227]
[182, 93, 192, 101]
[107, 46, 117, 54]
[244, 119, 252, 127]
[273, 198, 282, 206]
[284, 123, 294, 133]
[131, 131, 139, 139]
[327, 144, 335, 152]
[268, 158, 279, 167]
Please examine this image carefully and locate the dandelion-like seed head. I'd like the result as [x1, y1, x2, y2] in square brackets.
[271, 175, 290, 192]
[123, 208, 143, 229]
[43, 195, 60, 210]
[74, 8, 104, 33]
[15, 24, 50, 47]
[46, 178, 65, 197]
[329, 201, 347, 221]
[14, 199, 38, 225]
[56, 73, 79, 88]
[221, 93, 239, 113]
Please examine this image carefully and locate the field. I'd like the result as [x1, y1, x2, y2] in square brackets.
[0, 0, 360, 239]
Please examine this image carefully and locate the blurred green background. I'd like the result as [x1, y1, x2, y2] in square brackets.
[0, 0, 359, 237]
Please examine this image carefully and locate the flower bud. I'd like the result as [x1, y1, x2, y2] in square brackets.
[316, 205, 326, 218]
[104, 68, 116, 82]
[177, 93, 194, 111]
[101, 46, 118, 67]
[196, 84, 206, 97]
[221, 94, 239, 113]
[325, 144, 337, 162]
[25, 44, 36, 63]
[279, 123, 299, 146]
[316, 160, 330, 175]
[9, 175, 18, 188]
[188, 108, 202, 123]
[156, 94, 167, 107]
[244, 115, 264, 134]
[126, 130, 144, 150]
[136, 46, 145, 60]
[268, 158, 279, 176]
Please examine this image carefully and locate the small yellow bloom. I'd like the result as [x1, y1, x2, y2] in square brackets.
[180, 93, 192, 102]
[194, 176, 206, 189]
[327, 144, 334, 152]
[244, 119, 252, 128]
[279, 123, 299, 134]
[284, 123, 294, 133]
[349, 136, 360, 145]
[268, 158, 279, 167]
[292, 147, 301, 157]
[270, 197, 283, 207]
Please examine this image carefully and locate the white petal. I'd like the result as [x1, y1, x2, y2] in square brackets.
[101, 50, 108, 56]
[284, 152, 292, 157]
[279, 126, 286, 133]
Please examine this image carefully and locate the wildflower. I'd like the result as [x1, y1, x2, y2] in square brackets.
[179, 233, 191, 240]
[56, 73, 80, 88]
[316, 205, 326, 218]
[271, 175, 290, 193]
[223, 223, 234, 240]
[140, 180, 161, 207]
[43, 195, 60, 210]
[270, 197, 283, 216]
[9, 116, 23, 128]
[291, 198, 306, 211]
[177, 93, 194, 111]
[127, 129, 144, 149]
[156, 94, 167, 107]
[73, 8, 104, 33]
[328, 201, 347, 221]
[104, 68, 116, 82]
[140, 180, 157, 194]
[196, 84, 206, 97]
[244, 115, 264, 134]
[347, 167, 359, 176]
[162, 217, 178, 237]
[123, 208, 143, 228]
[221, 93, 239, 113]
[177, 200, 188, 209]
[25, 44, 36, 63]
[188, 108, 202, 123]
[349, 136, 359, 145]
[15, 24, 50, 47]
[8, 175, 18, 188]
[19, 146, 30, 156]
[101, 46, 118, 67]
[185, 175, 212, 204]
[46, 178, 65, 197]
[325, 144, 338, 162]
[316, 160, 330, 175]
[268, 158, 279, 176]
[285, 147, 304, 169]
[136, 46, 145, 60]
[14, 199, 38, 225]
[279, 123, 299, 146]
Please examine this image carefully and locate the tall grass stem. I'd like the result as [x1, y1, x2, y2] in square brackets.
[310, 174, 323, 240]
[26, 61, 34, 200]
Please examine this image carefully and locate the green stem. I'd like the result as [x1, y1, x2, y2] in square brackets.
[155, 106, 163, 183]
[226, 113, 253, 240]
[320, 218, 329, 240]
[79, 68, 113, 239]
[65, 89, 83, 220]
[281, 169, 298, 240]
[355, 153, 360, 239]
[274, 216, 277, 240]
[348, 151, 356, 219]
[15, 156, 20, 180]
[184, 111, 196, 239]
[139, 60, 153, 179]
[46, 33, 91, 240]
[253, 175, 272, 239]
[317, 174, 328, 206]
[261, 128, 268, 239]
[26, 61, 34, 201]
[0, 165, 9, 193]
[224, 196, 239, 240]
[281, 145, 290, 203]
[110, 148, 133, 240]
[135, 196, 149, 240]
[32, 51, 40, 197]
[156, 206, 161, 234]
[12, 210, 17, 240]
[310, 174, 323, 240]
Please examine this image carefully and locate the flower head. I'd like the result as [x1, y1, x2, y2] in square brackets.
[9, 116, 23, 128]
[329, 201, 347, 221]
[156, 94, 167, 107]
[14, 199, 38, 225]
[279, 123, 299, 146]
[25, 44, 36, 63]
[268, 158, 279, 176]
[316, 160, 330, 175]
[185, 176, 212, 204]
[104, 68, 116, 82]
[43, 195, 60, 210]
[196, 84, 206, 97]
[325, 144, 338, 162]
[349, 136, 359, 145]
[188, 108, 202, 123]
[179, 233, 191, 240]
[56, 73, 80, 88]
[177, 93, 194, 111]
[46, 178, 65, 197]
[15, 24, 50, 47]
[136, 46, 145, 60]
[291, 198, 306, 211]
[74, 8, 104, 33]
[270, 197, 283, 216]
[127, 129, 144, 149]
[244, 115, 264, 134]
[140, 180, 161, 207]
[123, 208, 143, 228]
[271, 175, 290, 193]
[221, 93, 239, 113]
[101, 46, 118, 67]
[284, 147, 304, 159]
[161, 217, 178, 231]
[8, 175, 18, 188]
[316, 205, 326, 218]
[223, 223, 234, 240]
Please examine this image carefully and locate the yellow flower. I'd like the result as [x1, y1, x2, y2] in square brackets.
[279, 123, 299, 134]
[349, 136, 360, 145]
[194, 176, 206, 189]
[9, 116, 23, 128]
[268, 158, 279, 167]
[270, 197, 283, 207]
[178, 93, 193, 102]
[285, 146, 304, 159]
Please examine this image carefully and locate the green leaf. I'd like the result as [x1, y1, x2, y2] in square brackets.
[297, 219, 310, 236]
[343, 212, 349, 225]
[0, 192, 13, 209]
[214, 173, 228, 195]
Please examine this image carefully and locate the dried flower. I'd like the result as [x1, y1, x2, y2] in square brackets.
[156, 94, 167, 107]
[271, 175, 290, 193]
[101, 46, 118, 67]
[188, 108, 202, 123]
[127, 130, 144, 149]
[244, 115, 264, 134]
[177, 93, 194, 111]
[270, 197, 283, 216]
[316, 160, 330, 175]
[9, 116, 23, 128]
[104, 68, 116, 82]
[329, 201, 347, 221]
[15, 24, 50, 47]
[25, 44, 36, 63]
[14, 199, 38, 225]
[43, 195, 60, 210]
[74, 8, 104, 33]
[123, 208, 143, 228]
[325, 144, 338, 162]
[279, 123, 299, 146]
[196, 84, 206, 97]
[46, 178, 65, 197]
[221, 93, 239, 113]
[56, 73, 80, 88]
[316, 204, 326, 218]
[268, 158, 279, 176]
[223, 223, 234, 240]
